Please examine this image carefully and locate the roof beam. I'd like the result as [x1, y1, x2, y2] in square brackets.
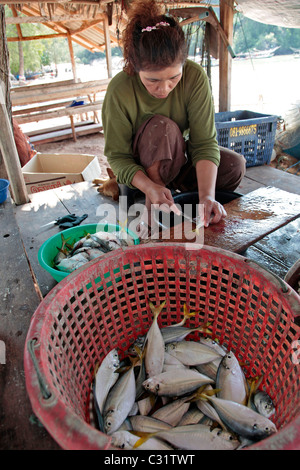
[6, 13, 106, 24]
[7, 33, 67, 41]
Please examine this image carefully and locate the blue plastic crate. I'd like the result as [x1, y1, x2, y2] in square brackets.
[215, 110, 278, 167]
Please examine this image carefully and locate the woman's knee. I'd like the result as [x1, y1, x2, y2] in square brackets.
[216, 146, 246, 191]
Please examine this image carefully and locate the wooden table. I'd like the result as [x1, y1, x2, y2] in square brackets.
[1, 175, 300, 450]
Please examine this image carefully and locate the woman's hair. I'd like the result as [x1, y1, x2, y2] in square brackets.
[122, 0, 188, 75]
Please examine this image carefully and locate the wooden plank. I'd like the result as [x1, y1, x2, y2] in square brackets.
[253, 217, 300, 269]
[13, 188, 71, 296]
[0, 81, 29, 205]
[25, 119, 95, 136]
[0, 197, 60, 449]
[236, 175, 265, 195]
[158, 186, 300, 254]
[219, 0, 234, 111]
[11, 79, 110, 106]
[12, 99, 74, 115]
[28, 122, 102, 144]
[53, 181, 119, 225]
[14, 100, 103, 124]
[241, 245, 290, 280]
[14, 182, 119, 296]
[245, 165, 300, 195]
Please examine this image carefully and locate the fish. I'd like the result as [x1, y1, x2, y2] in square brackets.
[53, 234, 71, 265]
[130, 415, 172, 433]
[162, 351, 187, 372]
[103, 366, 136, 435]
[136, 395, 155, 416]
[133, 345, 146, 401]
[170, 303, 199, 327]
[177, 407, 205, 426]
[160, 324, 212, 344]
[142, 368, 214, 397]
[216, 351, 248, 405]
[252, 391, 276, 419]
[151, 396, 191, 426]
[206, 396, 277, 441]
[144, 301, 166, 378]
[195, 359, 221, 381]
[55, 252, 90, 272]
[111, 430, 173, 450]
[195, 385, 228, 430]
[94, 348, 120, 414]
[165, 340, 222, 366]
[199, 337, 227, 356]
[140, 424, 240, 450]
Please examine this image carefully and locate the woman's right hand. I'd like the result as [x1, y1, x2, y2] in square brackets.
[145, 182, 174, 208]
[145, 182, 181, 216]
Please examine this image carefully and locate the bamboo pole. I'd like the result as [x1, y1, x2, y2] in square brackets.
[0, 81, 29, 205]
[67, 31, 78, 83]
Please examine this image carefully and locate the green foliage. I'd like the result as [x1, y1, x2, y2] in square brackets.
[233, 14, 300, 54]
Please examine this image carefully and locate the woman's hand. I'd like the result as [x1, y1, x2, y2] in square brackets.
[199, 195, 227, 227]
[145, 182, 179, 212]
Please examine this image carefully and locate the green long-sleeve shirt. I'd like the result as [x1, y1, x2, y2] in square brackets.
[102, 59, 220, 187]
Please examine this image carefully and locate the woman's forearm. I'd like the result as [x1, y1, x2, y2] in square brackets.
[195, 159, 226, 226]
[195, 159, 218, 201]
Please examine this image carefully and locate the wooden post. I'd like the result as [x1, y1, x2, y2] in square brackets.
[0, 81, 29, 205]
[103, 13, 112, 78]
[219, 0, 234, 112]
[67, 31, 78, 83]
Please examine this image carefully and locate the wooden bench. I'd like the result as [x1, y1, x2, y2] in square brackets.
[11, 78, 111, 141]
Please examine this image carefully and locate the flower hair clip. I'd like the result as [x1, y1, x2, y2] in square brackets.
[141, 21, 170, 32]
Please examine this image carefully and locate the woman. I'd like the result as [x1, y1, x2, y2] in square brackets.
[102, 0, 246, 237]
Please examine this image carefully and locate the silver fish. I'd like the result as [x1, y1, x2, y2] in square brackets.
[151, 396, 190, 426]
[94, 348, 120, 414]
[130, 415, 172, 432]
[199, 337, 227, 356]
[208, 396, 277, 441]
[111, 430, 173, 450]
[252, 391, 276, 419]
[216, 351, 248, 405]
[155, 424, 240, 450]
[195, 386, 227, 430]
[177, 407, 205, 426]
[162, 351, 187, 372]
[55, 252, 89, 272]
[103, 366, 136, 435]
[136, 395, 154, 416]
[165, 340, 222, 366]
[161, 325, 211, 344]
[195, 360, 221, 381]
[144, 301, 165, 378]
[142, 368, 214, 397]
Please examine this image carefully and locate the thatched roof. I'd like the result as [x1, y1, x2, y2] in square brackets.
[4, 0, 300, 55]
[4, 1, 126, 52]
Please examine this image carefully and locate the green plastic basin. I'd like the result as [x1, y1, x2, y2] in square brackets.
[38, 223, 139, 283]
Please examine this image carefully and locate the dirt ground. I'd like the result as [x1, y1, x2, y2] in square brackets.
[33, 132, 111, 178]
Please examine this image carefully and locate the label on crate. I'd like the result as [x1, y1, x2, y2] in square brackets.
[230, 124, 257, 137]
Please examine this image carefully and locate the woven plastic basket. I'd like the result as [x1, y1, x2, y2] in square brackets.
[24, 243, 300, 450]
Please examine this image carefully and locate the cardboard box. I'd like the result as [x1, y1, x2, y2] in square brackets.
[22, 153, 101, 193]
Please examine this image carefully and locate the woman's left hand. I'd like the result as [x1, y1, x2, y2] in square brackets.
[198, 195, 227, 227]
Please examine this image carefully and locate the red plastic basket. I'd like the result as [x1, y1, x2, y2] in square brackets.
[24, 243, 300, 450]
